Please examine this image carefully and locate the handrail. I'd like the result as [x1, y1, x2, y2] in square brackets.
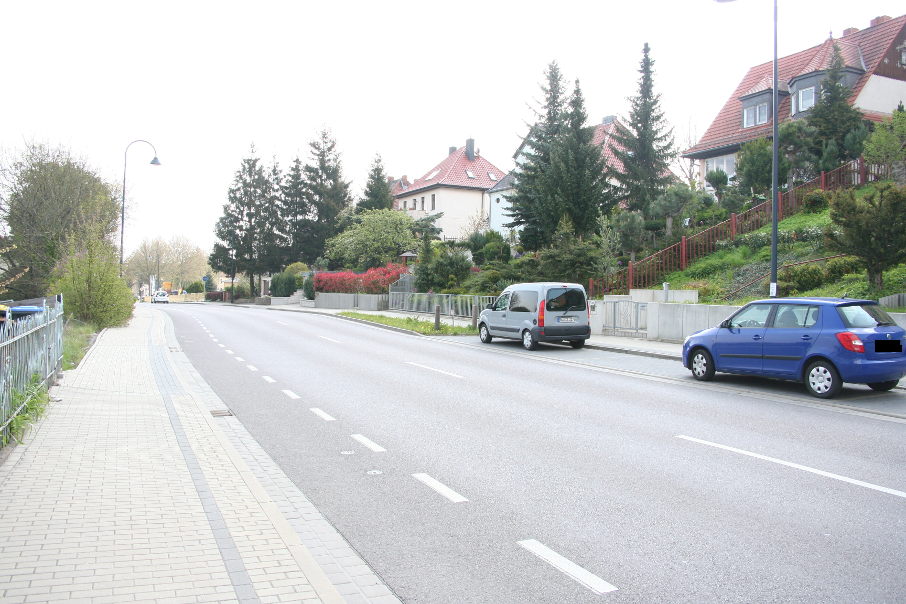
[589, 158, 890, 298]
[722, 254, 847, 300]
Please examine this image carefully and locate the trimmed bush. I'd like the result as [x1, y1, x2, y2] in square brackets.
[302, 276, 315, 299]
[824, 256, 862, 282]
[802, 189, 829, 213]
[783, 263, 825, 292]
[186, 281, 205, 293]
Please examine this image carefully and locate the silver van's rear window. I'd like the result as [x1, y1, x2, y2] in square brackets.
[509, 290, 539, 313]
[546, 288, 586, 311]
[837, 304, 896, 328]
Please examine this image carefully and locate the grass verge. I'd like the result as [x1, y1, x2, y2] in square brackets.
[63, 319, 97, 370]
[339, 312, 478, 335]
[2, 377, 50, 447]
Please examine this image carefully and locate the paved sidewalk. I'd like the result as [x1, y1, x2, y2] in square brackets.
[0, 306, 400, 604]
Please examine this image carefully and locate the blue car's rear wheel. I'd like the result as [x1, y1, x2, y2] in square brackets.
[805, 360, 842, 399]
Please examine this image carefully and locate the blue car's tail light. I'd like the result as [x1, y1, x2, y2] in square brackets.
[836, 332, 864, 353]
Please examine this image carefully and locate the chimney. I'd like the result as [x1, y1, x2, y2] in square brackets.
[869, 15, 891, 27]
[842, 27, 858, 36]
[465, 138, 475, 161]
[449, 146, 457, 155]
[602, 115, 615, 125]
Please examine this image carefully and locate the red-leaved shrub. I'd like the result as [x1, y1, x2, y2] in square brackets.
[314, 264, 408, 294]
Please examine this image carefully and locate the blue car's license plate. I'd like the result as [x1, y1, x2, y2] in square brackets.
[875, 340, 902, 353]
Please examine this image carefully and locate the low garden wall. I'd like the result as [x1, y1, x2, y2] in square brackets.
[314, 293, 388, 310]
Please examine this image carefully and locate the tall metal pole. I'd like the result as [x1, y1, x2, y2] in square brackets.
[770, 0, 779, 297]
[120, 140, 160, 277]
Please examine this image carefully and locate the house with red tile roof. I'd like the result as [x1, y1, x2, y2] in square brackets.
[391, 139, 506, 241]
[683, 14, 906, 184]
[489, 115, 630, 234]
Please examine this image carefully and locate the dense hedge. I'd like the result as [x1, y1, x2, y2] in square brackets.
[314, 264, 407, 294]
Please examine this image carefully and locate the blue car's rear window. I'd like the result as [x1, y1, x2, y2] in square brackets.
[836, 304, 896, 328]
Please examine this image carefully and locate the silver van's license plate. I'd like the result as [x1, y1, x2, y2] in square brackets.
[558, 317, 575, 323]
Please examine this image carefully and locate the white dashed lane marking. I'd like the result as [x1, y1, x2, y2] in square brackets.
[412, 473, 468, 503]
[517, 539, 617, 595]
[310, 408, 336, 422]
[351, 434, 386, 452]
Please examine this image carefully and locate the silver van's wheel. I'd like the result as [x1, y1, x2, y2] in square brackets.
[522, 330, 537, 351]
[805, 360, 842, 398]
[479, 324, 492, 343]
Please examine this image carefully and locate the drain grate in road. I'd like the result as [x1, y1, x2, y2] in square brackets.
[210, 409, 233, 417]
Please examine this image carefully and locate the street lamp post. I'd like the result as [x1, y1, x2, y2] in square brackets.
[769, 0, 779, 297]
[120, 140, 161, 277]
[718, 0, 779, 296]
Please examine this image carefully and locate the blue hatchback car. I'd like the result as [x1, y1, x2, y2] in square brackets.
[682, 298, 906, 398]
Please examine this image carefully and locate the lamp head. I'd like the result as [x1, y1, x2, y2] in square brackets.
[150, 156, 161, 166]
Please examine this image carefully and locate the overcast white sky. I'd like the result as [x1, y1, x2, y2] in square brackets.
[2, 0, 902, 258]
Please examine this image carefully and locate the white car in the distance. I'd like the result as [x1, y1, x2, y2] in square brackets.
[151, 291, 169, 304]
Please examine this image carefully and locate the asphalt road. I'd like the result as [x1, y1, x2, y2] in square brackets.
[160, 303, 906, 603]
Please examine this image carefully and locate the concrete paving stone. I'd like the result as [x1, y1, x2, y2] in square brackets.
[361, 584, 393, 598]
[369, 595, 404, 604]
[28, 577, 73, 588]
[342, 595, 369, 604]
[352, 574, 381, 588]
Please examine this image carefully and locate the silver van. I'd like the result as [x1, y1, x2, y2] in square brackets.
[478, 282, 591, 350]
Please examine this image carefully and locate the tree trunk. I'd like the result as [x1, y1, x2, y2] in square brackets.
[665, 216, 673, 238]
[868, 268, 884, 291]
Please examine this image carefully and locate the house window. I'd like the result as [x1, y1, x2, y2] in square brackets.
[757, 102, 768, 124]
[411, 198, 416, 209]
[797, 86, 815, 112]
[431, 194, 436, 210]
[420, 196, 425, 210]
[466, 170, 476, 179]
[743, 102, 768, 127]
[704, 155, 736, 179]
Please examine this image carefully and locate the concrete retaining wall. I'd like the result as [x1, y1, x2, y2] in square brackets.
[314, 293, 388, 310]
[629, 289, 699, 303]
[646, 302, 740, 342]
[269, 296, 294, 306]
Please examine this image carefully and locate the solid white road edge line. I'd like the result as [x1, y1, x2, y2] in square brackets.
[318, 335, 341, 344]
[677, 435, 906, 499]
[517, 539, 618, 595]
[281, 390, 300, 400]
[310, 408, 336, 421]
[262, 376, 276, 383]
[351, 434, 386, 452]
[405, 361, 463, 379]
[411, 473, 468, 503]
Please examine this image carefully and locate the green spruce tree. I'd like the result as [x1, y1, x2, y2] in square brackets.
[506, 62, 567, 250]
[357, 154, 394, 212]
[807, 43, 866, 166]
[281, 157, 312, 264]
[546, 79, 611, 238]
[607, 43, 675, 214]
[210, 149, 269, 296]
[302, 130, 352, 263]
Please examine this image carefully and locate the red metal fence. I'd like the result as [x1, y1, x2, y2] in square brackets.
[588, 158, 890, 297]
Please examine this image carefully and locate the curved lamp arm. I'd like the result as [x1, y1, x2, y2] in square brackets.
[120, 140, 161, 275]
